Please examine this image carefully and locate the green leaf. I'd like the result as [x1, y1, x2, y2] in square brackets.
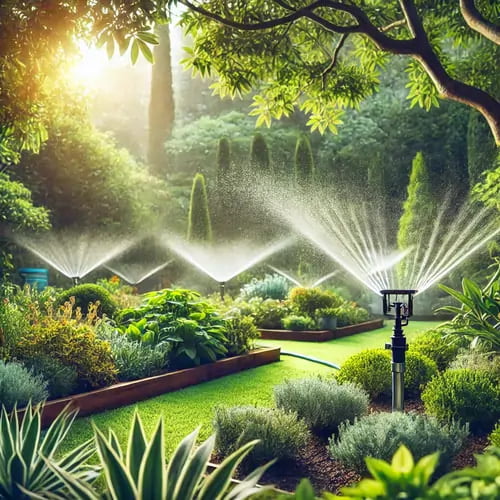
[136, 39, 154, 63]
[391, 444, 414, 473]
[136, 31, 159, 45]
[127, 412, 147, 483]
[138, 418, 165, 500]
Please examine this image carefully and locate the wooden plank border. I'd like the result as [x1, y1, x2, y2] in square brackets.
[259, 319, 384, 342]
[18, 347, 281, 428]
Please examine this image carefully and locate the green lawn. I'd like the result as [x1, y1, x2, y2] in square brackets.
[60, 320, 441, 457]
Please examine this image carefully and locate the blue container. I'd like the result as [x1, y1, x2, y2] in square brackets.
[18, 268, 49, 290]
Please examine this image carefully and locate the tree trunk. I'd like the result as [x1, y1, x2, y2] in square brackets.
[148, 23, 175, 176]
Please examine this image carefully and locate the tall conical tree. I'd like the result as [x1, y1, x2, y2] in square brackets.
[294, 135, 315, 187]
[216, 137, 231, 181]
[148, 23, 174, 176]
[397, 152, 435, 285]
[250, 133, 271, 172]
[467, 109, 497, 188]
[187, 173, 212, 242]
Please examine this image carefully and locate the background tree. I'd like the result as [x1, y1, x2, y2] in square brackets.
[467, 110, 497, 188]
[250, 133, 271, 172]
[148, 23, 175, 176]
[216, 137, 231, 180]
[187, 173, 213, 241]
[294, 135, 315, 188]
[397, 152, 435, 285]
[179, 0, 500, 145]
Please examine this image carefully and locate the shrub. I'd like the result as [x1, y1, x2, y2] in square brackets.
[213, 406, 309, 466]
[490, 422, 500, 447]
[336, 349, 391, 399]
[14, 316, 117, 391]
[281, 315, 316, 331]
[224, 315, 260, 356]
[0, 295, 30, 355]
[24, 354, 78, 399]
[56, 284, 118, 317]
[0, 360, 48, 410]
[289, 287, 343, 317]
[329, 411, 468, 475]
[409, 329, 461, 371]
[449, 349, 500, 382]
[240, 274, 290, 301]
[98, 325, 170, 382]
[274, 376, 369, 434]
[246, 298, 291, 329]
[422, 369, 500, 434]
[187, 173, 212, 242]
[336, 348, 437, 399]
[332, 302, 370, 327]
[294, 135, 315, 188]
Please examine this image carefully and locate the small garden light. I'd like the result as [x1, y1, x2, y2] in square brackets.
[380, 289, 417, 412]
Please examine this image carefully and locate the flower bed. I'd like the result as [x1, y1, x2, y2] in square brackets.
[259, 319, 384, 341]
[18, 346, 280, 428]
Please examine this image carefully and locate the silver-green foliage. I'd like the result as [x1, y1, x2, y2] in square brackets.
[48, 411, 272, 500]
[240, 274, 290, 301]
[213, 406, 309, 466]
[274, 377, 369, 434]
[0, 360, 48, 410]
[0, 403, 98, 498]
[329, 412, 468, 476]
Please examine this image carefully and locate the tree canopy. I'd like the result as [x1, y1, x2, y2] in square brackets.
[178, 0, 500, 144]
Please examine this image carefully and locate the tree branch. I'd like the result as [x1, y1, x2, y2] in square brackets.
[381, 19, 406, 33]
[460, 0, 500, 45]
[322, 33, 348, 88]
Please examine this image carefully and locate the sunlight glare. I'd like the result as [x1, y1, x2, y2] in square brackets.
[70, 41, 109, 87]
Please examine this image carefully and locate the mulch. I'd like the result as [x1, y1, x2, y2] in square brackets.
[216, 398, 490, 495]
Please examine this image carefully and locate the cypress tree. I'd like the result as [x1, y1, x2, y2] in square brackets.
[397, 152, 435, 285]
[250, 133, 271, 171]
[216, 137, 231, 181]
[187, 173, 212, 242]
[467, 109, 496, 188]
[294, 135, 315, 187]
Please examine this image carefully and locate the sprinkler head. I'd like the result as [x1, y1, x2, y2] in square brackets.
[72, 276, 80, 286]
[380, 289, 417, 319]
[219, 281, 225, 301]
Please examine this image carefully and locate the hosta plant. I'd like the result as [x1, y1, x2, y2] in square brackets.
[0, 403, 98, 499]
[49, 411, 273, 500]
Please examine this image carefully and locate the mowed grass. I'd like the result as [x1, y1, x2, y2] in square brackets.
[60, 320, 441, 457]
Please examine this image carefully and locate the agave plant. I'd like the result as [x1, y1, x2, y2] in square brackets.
[48, 411, 274, 499]
[0, 403, 98, 499]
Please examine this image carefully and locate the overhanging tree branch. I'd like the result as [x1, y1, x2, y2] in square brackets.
[460, 0, 500, 45]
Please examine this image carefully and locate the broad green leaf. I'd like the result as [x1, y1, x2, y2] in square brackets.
[136, 39, 154, 63]
[391, 445, 414, 473]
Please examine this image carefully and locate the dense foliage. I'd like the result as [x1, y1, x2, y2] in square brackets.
[409, 329, 463, 371]
[56, 284, 118, 318]
[187, 173, 213, 242]
[240, 274, 290, 301]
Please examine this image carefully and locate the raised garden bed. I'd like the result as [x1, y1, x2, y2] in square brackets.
[18, 347, 280, 428]
[259, 319, 384, 342]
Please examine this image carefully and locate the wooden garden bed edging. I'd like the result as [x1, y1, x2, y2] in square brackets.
[259, 319, 384, 342]
[18, 347, 281, 428]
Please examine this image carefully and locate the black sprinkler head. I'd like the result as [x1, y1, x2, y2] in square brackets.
[380, 289, 417, 318]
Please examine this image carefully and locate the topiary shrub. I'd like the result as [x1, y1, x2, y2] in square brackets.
[274, 376, 369, 435]
[213, 405, 309, 466]
[289, 287, 343, 317]
[0, 360, 48, 410]
[187, 172, 212, 242]
[56, 284, 118, 317]
[250, 133, 271, 171]
[409, 329, 461, 371]
[14, 316, 117, 391]
[422, 369, 500, 434]
[281, 315, 316, 331]
[240, 274, 290, 301]
[223, 315, 260, 356]
[336, 349, 391, 399]
[24, 354, 78, 399]
[336, 348, 437, 399]
[329, 411, 468, 475]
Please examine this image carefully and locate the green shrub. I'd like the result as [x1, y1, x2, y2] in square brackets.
[98, 325, 170, 382]
[274, 376, 369, 434]
[336, 348, 437, 399]
[449, 349, 500, 382]
[336, 349, 391, 399]
[244, 298, 292, 329]
[0, 360, 48, 410]
[289, 287, 343, 317]
[14, 316, 117, 391]
[329, 411, 468, 475]
[213, 406, 309, 466]
[409, 329, 461, 371]
[422, 369, 500, 434]
[332, 301, 370, 327]
[489, 422, 500, 447]
[187, 172, 212, 242]
[56, 284, 118, 317]
[250, 133, 271, 171]
[240, 274, 290, 301]
[0, 295, 30, 355]
[281, 315, 316, 331]
[223, 315, 260, 356]
[24, 354, 78, 399]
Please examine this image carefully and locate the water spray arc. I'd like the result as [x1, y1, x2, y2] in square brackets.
[381, 289, 416, 412]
